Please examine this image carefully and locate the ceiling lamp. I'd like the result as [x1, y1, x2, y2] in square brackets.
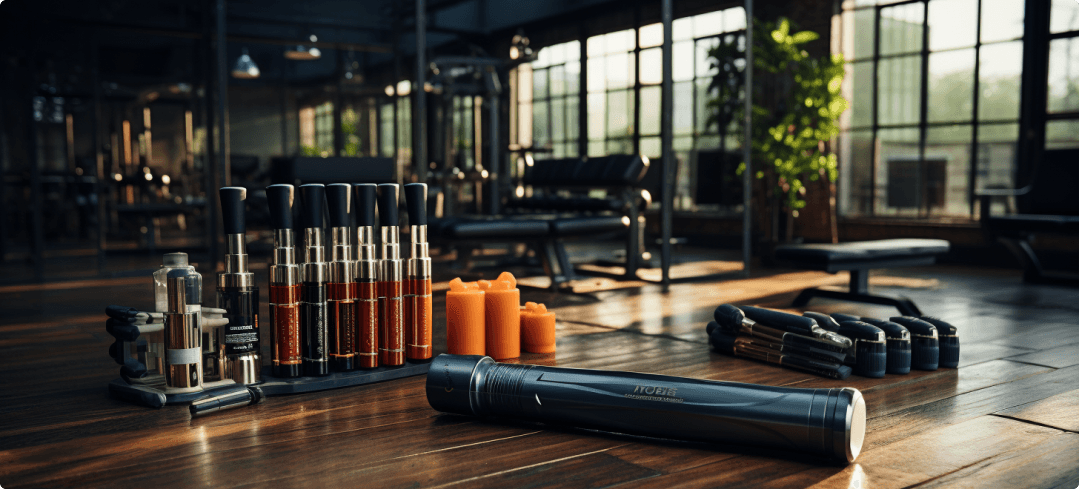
[231, 48, 261, 79]
[285, 34, 322, 60]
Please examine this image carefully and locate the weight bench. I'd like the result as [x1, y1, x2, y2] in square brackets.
[773, 239, 951, 316]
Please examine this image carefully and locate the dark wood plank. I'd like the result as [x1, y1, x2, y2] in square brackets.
[1004, 342, 1079, 369]
[993, 389, 1079, 433]
[914, 432, 1079, 489]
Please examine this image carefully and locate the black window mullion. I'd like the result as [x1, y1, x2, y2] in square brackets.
[870, 4, 882, 215]
[917, 0, 930, 218]
[969, 0, 983, 217]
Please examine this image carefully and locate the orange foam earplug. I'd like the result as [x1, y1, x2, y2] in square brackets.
[521, 302, 556, 354]
[479, 272, 520, 360]
[446, 278, 485, 355]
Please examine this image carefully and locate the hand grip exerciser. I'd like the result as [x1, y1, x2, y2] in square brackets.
[426, 354, 867, 464]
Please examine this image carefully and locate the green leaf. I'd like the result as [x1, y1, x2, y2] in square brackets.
[790, 31, 819, 44]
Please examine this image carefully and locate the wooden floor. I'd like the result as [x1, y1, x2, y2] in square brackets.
[3, 262, 1079, 488]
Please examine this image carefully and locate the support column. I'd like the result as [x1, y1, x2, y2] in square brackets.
[742, 0, 754, 277]
[413, 0, 428, 183]
[660, 0, 673, 290]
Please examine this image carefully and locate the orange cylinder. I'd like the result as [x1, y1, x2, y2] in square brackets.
[480, 272, 520, 360]
[521, 302, 556, 353]
[446, 278, 486, 355]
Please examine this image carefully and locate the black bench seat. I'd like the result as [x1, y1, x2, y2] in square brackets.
[774, 238, 951, 316]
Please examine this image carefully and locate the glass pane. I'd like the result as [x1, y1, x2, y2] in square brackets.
[1051, 0, 1079, 33]
[549, 65, 565, 97]
[607, 29, 634, 54]
[878, 55, 922, 125]
[850, 7, 876, 60]
[639, 48, 662, 85]
[723, 7, 747, 32]
[694, 11, 724, 38]
[607, 90, 632, 138]
[534, 47, 550, 69]
[588, 140, 605, 157]
[587, 55, 605, 92]
[846, 61, 874, 128]
[924, 125, 972, 216]
[517, 64, 533, 103]
[876, 127, 922, 216]
[928, 0, 977, 51]
[696, 37, 720, 78]
[552, 98, 566, 142]
[975, 123, 1018, 193]
[640, 86, 660, 135]
[606, 139, 632, 154]
[838, 130, 874, 216]
[1048, 38, 1079, 113]
[674, 81, 693, 135]
[533, 68, 548, 100]
[587, 34, 604, 57]
[980, 0, 1024, 43]
[606, 52, 631, 90]
[640, 23, 663, 49]
[927, 49, 975, 122]
[979, 41, 1023, 120]
[564, 61, 581, 95]
[566, 97, 580, 146]
[674, 136, 693, 151]
[1046, 120, 1079, 149]
[673, 17, 693, 41]
[550, 43, 566, 65]
[696, 77, 717, 133]
[673, 41, 694, 82]
[880, 2, 925, 56]
[588, 93, 605, 141]
[640, 136, 661, 157]
[567, 41, 581, 61]
[533, 101, 549, 146]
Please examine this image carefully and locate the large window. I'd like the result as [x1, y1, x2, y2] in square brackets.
[838, 0, 1025, 218]
[1047, 0, 1079, 149]
[531, 41, 581, 159]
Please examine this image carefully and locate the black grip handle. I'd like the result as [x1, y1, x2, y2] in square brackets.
[741, 306, 818, 335]
[106, 318, 141, 342]
[708, 327, 736, 354]
[836, 321, 885, 341]
[713, 304, 746, 330]
[106, 305, 140, 320]
[890, 317, 938, 337]
[377, 184, 399, 227]
[219, 187, 247, 235]
[266, 184, 294, 230]
[404, 183, 427, 225]
[353, 184, 377, 226]
[918, 316, 957, 336]
[830, 313, 862, 323]
[325, 183, 351, 228]
[803, 312, 841, 332]
[299, 184, 326, 229]
[858, 317, 910, 339]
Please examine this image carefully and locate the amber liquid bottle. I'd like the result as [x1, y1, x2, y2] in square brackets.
[267, 184, 302, 378]
[377, 184, 405, 366]
[353, 184, 379, 368]
[404, 183, 433, 361]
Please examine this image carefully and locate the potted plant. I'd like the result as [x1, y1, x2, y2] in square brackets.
[707, 17, 847, 244]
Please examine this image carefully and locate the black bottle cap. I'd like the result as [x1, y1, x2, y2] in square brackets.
[713, 304, 746, 331]
[353, 184, 377, 227]
[219, 187, 247, 235]
[325, 184, 351, 228]
[378, 184, 399, 227]
[266, 184, 294, 230]
[404, 183, 427, 226]
[299, 184, 325, 229]
[803, 312, 842, 332]
[426, 354, 489, 416]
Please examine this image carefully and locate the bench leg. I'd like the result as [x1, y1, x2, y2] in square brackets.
[539, 239, 577, 291]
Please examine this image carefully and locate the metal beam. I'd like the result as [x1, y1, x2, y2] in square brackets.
[660, 0, 674, 290]
[216, 0, 230, 192]
[742, 0, 753, 276]
[413, 0, 429, 183]
[92, 32, 107, 273]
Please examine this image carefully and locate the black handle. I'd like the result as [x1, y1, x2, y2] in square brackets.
[803, 312, 841, 332]
[353, 184, 377, 226]
[713, 304, 746, 329]
[266, 184, 294, 230]
[219, 187, 247, 235]
[378, 184, 399, 227]
[326, 184, 351, 228]
[830, 313, 861, 323]
[106, 305, 140, 320]
[404, 183, 427, 226]
[106, 318, 141, 342]
[889, 317, 938, 337]
[299, 184, 326, 229]
[741, 306, 818, 335]
[858, 317, 910, 339]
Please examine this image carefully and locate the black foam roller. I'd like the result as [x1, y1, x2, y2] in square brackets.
[803, 312, 841, 332]
[266, 184, 294, 230]
[404, 183, 428, 225]
[325, 184, 351, 228]
[299, 184, 325, 229]
[741, 305, 819, 335]
[920, 316, 960, 368]
[836, 321, 887, 378]
[219, 187, 247, 235]
[890, 317, 939, 371]
[378, 184, 399, 227]
[859, 317, 912, 375]
[353, 184, 377, 227]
